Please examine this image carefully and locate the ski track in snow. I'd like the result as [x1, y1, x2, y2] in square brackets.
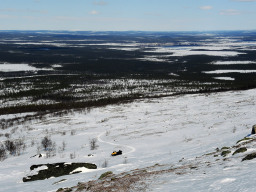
[97, 131, 136, 156]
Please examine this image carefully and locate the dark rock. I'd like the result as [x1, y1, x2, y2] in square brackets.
[232, 147, 247, 155]
[221, 150, 231, 157]
[30, 154, 42, 158]
[23, 162, 97, 182]
[221, 147, 229, 150]
[236, 137, 252, 144]
[242, 153, 256, 161]
[99, 171, 113, 180]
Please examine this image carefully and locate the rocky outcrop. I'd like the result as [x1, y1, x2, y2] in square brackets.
[23, 162, 97, 182]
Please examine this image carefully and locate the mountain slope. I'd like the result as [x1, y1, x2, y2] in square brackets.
[0, 89, 256, 192]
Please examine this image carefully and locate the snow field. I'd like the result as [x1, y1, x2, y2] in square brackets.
[0, 89, 256, 191]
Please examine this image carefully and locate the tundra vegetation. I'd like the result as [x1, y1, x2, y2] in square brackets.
[1, 31, 256, 117]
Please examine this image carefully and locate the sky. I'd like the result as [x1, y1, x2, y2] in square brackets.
[0, 0, 256, 31]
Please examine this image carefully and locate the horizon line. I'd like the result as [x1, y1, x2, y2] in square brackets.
[0, 29, 256, 33]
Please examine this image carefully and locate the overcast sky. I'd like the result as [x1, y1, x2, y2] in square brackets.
[0, 0, 256, 31]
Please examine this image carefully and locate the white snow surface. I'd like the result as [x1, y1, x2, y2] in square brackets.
[0, 63, 38, 72]
[214, 77, 235, 81]
[203, 70, 256, 74]
[70, 167, 97, 174]
[211, 61, 256, 65]
[145, 47, 244, 57]
[0, 63, 53, 72]
[0, 89, 256, 191]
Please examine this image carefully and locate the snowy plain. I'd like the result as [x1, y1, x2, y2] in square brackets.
[0, 88, 256, 192]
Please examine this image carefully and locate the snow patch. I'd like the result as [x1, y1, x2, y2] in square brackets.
[51, 64, 62, 68]
[211, 61, 256, 65]
[168, 73, 180, 77]
[29, 165, 48, 176]
[70, 167, 95, 174]
[145, 47, 244, 57]
[220, 178, 236, 183]
[138, 56, 171, 62]
[214, 77, 235, 81]
[108, 47, 140, 51]
[204, 70, 256, 74]
[0, 63, 53, 72]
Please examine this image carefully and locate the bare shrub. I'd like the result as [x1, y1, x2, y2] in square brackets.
[11, 127, 18, 134]
[45, 142, 56, 158]
[59, 153, 65, 158]
[58, 141, 66, 153]
[232, 126, 237, 133]
[51, 142, 56, 156]
[100, 118, 108, 123]
[36, 144, 41, 154]
[41, 136, 53, 151]
[15, 138, 26, 156]
[70, 152, 76, 159]
[5, 140, 16, 155]
[45, 151, 51, 158]
[71, 130, 76, 136]
[31, 140, 35, 147]
[4, 138, 26, 156]
[90, 138, 98, 150]
[0, 144, 7, 161]
[61, 131, 66, 136]
[102, 159, 108, 168]
[62, 141, 66, 151]
[123, 157, 128, 164]
[44, 129, 49, 135]
[105, 130, 110, 136]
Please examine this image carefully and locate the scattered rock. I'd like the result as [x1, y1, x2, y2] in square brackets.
[53, 179, 67, 185]
[30, 154, 42, 158]
[221, 150, 231, 157]
[242, 153, 256, 161]
[56, 187, 72, 192]
[205, 152, 216, 156]
[99, 171, 113, 180]
[236, 137, 252, 144]
[232, 147, 247, 156]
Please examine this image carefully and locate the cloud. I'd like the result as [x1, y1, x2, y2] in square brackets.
[89, 10, 99, 15]
[93, 0, 108, 6]
[219, 9, 241, 15]
[200, 6, 213, 10]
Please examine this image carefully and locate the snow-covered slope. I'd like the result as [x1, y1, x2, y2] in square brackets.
[0, 89, 256, 192]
